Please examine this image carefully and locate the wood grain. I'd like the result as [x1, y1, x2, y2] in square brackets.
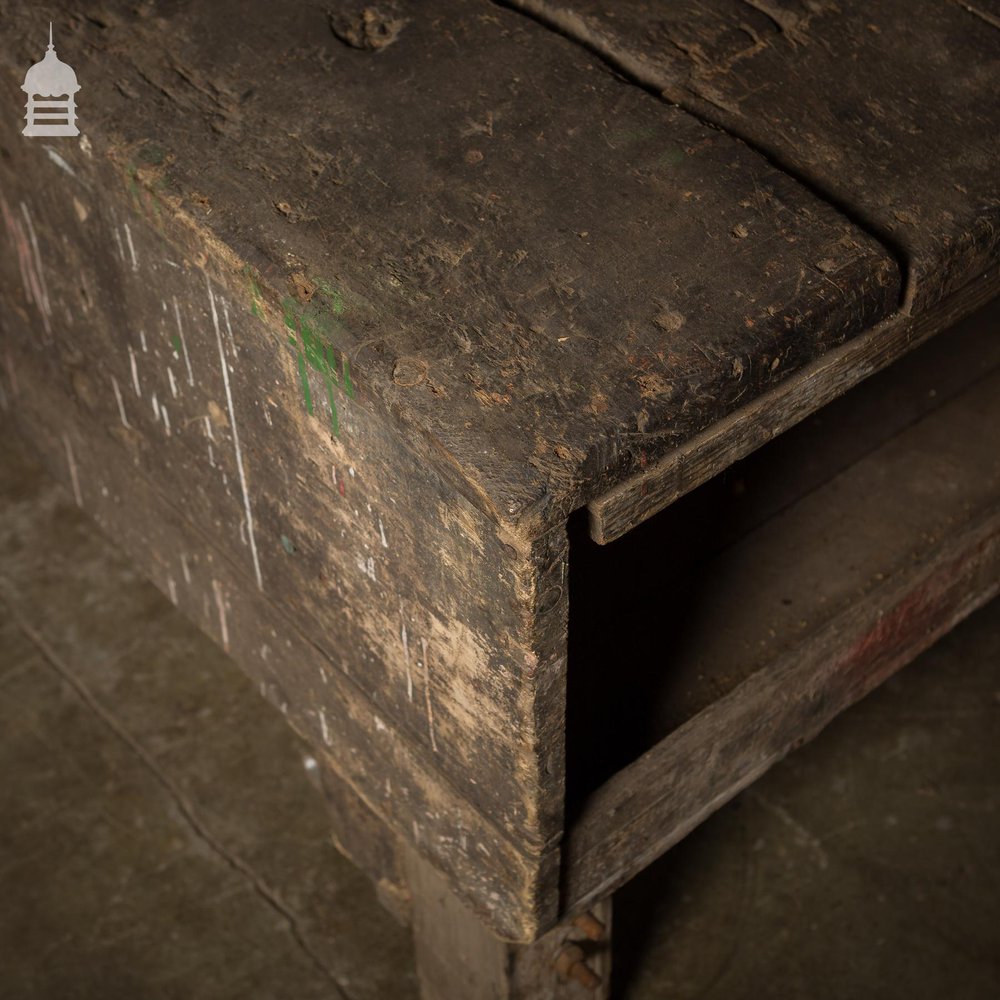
[590, 267, 1000, 543]
[564, 368, 1000, 913]
[0, 0, 899, 528]
[405, 845, 611, 996]
[505, 0, 1000, 312]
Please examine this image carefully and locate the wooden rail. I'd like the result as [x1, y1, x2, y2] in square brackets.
[566, 365, 1000, 913]
[589, 269, 1000, 544]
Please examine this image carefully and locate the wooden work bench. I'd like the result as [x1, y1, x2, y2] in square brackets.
[1, 1, 997, 995]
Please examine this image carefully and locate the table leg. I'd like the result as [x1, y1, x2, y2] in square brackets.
[405, 845, 611, 1000]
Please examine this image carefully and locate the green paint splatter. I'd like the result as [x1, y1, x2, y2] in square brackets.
[170, 334, 182, 355]
[280, 534, 296, 555]
[282, 284, 354, 435]
[342, 356, 354, 398]
[296, 349, 313, 414]
[138, 144, 167, 166]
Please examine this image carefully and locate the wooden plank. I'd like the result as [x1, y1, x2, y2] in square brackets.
[1, 329, 560, 943]
[590, 267, 1000, 543]
[405, 845, 611, 998]
[505, 0, 1000, 312]
[314, 760, 411, 926]
[0, 189, 562, 834]
[0, 0, 899, 529]
[563, 367, 1000, 913]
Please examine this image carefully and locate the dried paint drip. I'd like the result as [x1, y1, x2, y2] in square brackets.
[283, 292, 354, 436]
[207, 278, 263, 591]
[420, 637, 438, 753]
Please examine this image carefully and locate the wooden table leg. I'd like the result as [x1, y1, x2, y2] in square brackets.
[404, 846, 611, 1000]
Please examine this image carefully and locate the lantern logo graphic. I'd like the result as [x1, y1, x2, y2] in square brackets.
[22, 24, 80, 137]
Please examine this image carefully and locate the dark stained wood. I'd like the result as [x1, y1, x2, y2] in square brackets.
[315, 760, 412, 926]
[0, 0, 899, 529]
[567, 299, 1000, 804]
[0, 103, 576, 938]
[2, 346, 560, 940]
[590, 266, 1000, 543]
[405, 845, 611, 998]
[505, 0, 1000, 313]
[562, 368, 1000, 913]
[1, 0, 997, 963]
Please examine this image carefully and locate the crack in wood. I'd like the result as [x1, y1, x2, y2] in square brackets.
[493, 0, 910, 308]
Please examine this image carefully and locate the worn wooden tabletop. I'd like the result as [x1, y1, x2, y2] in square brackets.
[1, 0, 998, 947]
[11, 0, 993, 530]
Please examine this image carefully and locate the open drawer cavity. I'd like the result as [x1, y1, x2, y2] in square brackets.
[561, 298, 1000, 914]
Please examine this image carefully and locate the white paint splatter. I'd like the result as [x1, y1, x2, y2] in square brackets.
[208, 278, 263, 590]
[139, 329, 148, 353]
[180, 553, 192, 585]
[318, 709, 332, 747]
[221, 299, 238, 359]
[128, 345, 141, 397]
[123, 222, 139, 271]
[63, 434, 83, 506]
[212, 578, 229, 651]
[374, 716, 387, 733]
[421, 637, 438, 752]
[172, 296, 194, 386]
[111, 375, 130, 428]
[400, 620, 413, 701]
[167, 367, 178, 398]
[151, 391, 159, 421]
[356, 554, 376, 582]
[160, 403, 171, 436]
[113, 227, 125, 263]
[378, 518, 388, 548]
[167, 576, 178, 604]
[44, 146, 75, 176]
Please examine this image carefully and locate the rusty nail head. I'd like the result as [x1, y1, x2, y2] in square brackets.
[572, 911, 606, 941]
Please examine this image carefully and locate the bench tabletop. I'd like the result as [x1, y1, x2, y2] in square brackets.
[2, 0, 934, 530]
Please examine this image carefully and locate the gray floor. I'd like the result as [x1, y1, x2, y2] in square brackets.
[1, 423, 998, 999]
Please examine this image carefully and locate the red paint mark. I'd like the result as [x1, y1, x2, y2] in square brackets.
[338, 479, 345, 497]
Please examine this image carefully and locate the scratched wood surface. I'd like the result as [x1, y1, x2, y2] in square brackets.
[0, 190, 574, 941]
[589, 267, 1000, 543]
[0, 0, 900, 531]
[507, 0, 1000, 313]
[0, 0, 995, 952]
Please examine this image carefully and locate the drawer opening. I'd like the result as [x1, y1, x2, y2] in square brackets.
[564, 297, 1000, 828]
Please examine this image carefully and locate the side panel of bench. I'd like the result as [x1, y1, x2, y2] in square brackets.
[0, 144, 567, 942]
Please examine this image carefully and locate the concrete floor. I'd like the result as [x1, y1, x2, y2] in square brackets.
[1, 423, 998, 999]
